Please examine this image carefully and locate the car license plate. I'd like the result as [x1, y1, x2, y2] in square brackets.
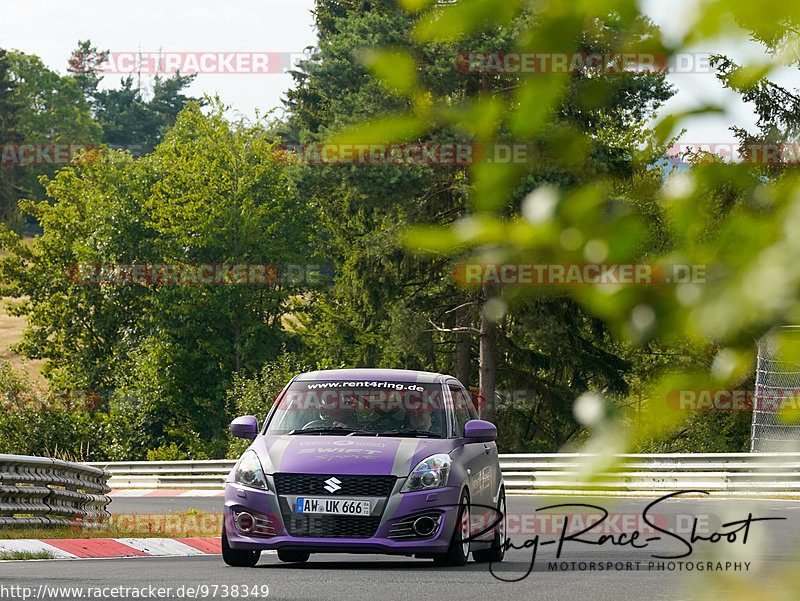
[296, 497, 371, 515]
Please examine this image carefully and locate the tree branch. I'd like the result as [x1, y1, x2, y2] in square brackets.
[425, 318, 480, 335]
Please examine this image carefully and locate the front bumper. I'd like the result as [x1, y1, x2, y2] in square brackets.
[223, 479, 468, 555]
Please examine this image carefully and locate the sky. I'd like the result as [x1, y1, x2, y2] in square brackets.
[1, 0, 320, 121]
[1, 0, 793, 146]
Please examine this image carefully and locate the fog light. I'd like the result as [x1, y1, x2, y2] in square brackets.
[233, 511, 276, 536]
[235, 512, 254, 533]
[412, 516, 437, 536]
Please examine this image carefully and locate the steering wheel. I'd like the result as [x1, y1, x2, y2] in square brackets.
[301, 419, 335, 429]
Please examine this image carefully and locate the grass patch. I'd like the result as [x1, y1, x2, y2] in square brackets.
[1, 512, 223, 540]
[0, 298, 46, 385]
[0, 237, 46, 384]
[0, 550, 56, 560]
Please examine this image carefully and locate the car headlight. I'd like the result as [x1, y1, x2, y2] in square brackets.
[234, 450, 268, 490]
[401, 453, 451, 492]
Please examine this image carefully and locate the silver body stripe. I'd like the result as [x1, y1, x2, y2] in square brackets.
[391, 438, 421, 476]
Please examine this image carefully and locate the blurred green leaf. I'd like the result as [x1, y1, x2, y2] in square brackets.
[403, 225, 464, 252]
[360, 48, 419, 96]
[396, 0, 438, 13]
[726, 62, 779, 88]
[414, 0, 523, 42]
[510, 76, 570, 138]
[329, 114, 426, 146]
[470, 162, 526, 211]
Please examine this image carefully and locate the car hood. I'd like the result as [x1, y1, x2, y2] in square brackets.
[248, 435, 457, 477]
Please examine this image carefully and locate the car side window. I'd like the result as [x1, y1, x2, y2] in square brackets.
[464, 388, 479, 421]
[448, 383, 476, 437]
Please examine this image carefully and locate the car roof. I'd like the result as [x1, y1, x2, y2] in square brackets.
[294, 368, 454, 384]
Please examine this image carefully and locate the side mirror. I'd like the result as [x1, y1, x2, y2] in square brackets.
[463, 419, 497, 442]
[230, 415, 258, 439]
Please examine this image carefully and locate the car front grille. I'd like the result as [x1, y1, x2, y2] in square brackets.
[273, 473, 396, 496]
[284, 514, 381, 538]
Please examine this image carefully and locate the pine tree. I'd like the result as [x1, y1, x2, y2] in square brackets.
[282, 1, 675, 449]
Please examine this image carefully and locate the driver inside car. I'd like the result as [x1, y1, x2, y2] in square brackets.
[317, 395, 358, 429]
[405, 406, 444, 434]
[407, 406, 433, 430]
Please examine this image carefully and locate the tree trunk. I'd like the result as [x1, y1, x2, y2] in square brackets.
[454, 330, 471, 385]
[479, 284, 497, 422]
[424, 330, 437, 373]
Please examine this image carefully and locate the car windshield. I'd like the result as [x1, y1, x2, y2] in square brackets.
[265, 380, 450, 438]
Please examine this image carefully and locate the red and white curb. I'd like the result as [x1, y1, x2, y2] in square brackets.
[108, 489, 224, 497]
[0, 537, 227, 559]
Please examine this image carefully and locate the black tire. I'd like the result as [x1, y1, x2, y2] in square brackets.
[433, 490, 470, 566]
[472, 492, 506, 563]
[221, 523, 261, 567]
[277, 550, 311, 563]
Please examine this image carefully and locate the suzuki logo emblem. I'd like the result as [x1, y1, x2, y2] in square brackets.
[323, 476, 342, 493]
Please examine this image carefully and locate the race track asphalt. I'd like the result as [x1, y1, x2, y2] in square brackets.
[3, 495, 799, 600]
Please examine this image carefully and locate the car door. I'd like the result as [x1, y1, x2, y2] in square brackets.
[447, 380, 494, 513]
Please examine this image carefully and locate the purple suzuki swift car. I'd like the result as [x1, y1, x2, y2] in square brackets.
[223, 368, 506, 566]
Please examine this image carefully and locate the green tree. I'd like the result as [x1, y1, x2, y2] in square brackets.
[91, 74, 200, 155]
[282, 0, 674, 448]
[68, 40, 108, 100]
[4, 50, 101, 230]
[8, 51, 101, 146]
[0, 360, 109, 459]
[0, 100, 311, 459]
[0, 47, 24, 225]
[332, 0, 800, 462]
[710, 20, 800, 180]
[67, 40, 202, 156]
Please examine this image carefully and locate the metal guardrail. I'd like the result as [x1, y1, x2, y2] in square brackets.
[88, 453, 800, 497]
[499, 453, 800, 497]
[0, 455, 112, 527]
[86, 460, 234, 489]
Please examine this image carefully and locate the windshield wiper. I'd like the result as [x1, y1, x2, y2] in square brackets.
[380, 429, 442, 438]
[289, 427, 362, 435]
